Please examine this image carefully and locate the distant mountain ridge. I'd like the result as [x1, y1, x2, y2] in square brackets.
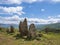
[45, 23, 60, 29]
[0, 24, 18, 28]
[0, 23, 60, 29]
[36, 23, 60, 30]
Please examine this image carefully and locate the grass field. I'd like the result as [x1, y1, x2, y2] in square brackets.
[0, 29, 60, 45]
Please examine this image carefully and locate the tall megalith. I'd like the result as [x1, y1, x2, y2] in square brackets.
[19, 18, 28, 36]
[27, 23, 36, 39]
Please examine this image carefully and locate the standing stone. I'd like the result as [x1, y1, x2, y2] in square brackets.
[0, 27, 2, 30]
[19, 21, 22, 32]
[19, 21, 24, 36]
[23, 18, 28, 36]
[6, 28, 9, 33]
[10, 25, 14, 33]
[45, 27, 49, 33]
[27, 23, 36, 39]
[19, 18, 28, 36]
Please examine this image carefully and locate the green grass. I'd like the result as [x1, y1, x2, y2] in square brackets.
[0, 29, 60, 45]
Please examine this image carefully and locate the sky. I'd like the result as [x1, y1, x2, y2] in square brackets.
[0, 0, 60, 25]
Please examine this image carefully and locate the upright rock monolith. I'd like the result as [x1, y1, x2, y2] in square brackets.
[19, 21, 23, 32]
[19, 18, 28, 37]
[23, 18, 28, 36]
[19, 21, 24, 36]
[10, 25, 14, 33]
[27, 23, 36, 39]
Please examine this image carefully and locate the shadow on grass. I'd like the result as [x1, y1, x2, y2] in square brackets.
[25, 37, 41, 41]
[14, 34, 42, 41]
[13, 34, 23, 40]
[24, 36, 37, 41]
[14, 34, 35, 41]
[24, 38, 34, 41]
[6, 31, 14, 35]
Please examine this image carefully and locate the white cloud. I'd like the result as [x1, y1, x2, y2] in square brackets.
[0, 15, 24, 24]
[0, 0, 43, 4]
[52, 0, 60, 2]
[48, 15, 60, 18]
[0, 0, 22, 4]
[0, 6, 25, 15]
[27, 18, 47, 24]
[57, 15, 60, 17]
[22, 0, 43, 3]
[48, 16, 52, 19]
[47, 15, 60, 23]
[0, 0, 60, 5]
[41, 9, 45, 12]
[22, 0, 37, 3]
[0, 15, 60, 24]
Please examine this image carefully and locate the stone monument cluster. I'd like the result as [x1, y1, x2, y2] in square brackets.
[7, 18, 41, 40]
[19, 18, 36, 39]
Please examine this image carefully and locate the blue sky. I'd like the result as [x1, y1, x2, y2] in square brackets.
[0, 0, 60, 24]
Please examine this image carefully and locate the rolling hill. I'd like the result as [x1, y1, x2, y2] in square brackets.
[45, 23, 60, 29]
[0, 23, 60, 30]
